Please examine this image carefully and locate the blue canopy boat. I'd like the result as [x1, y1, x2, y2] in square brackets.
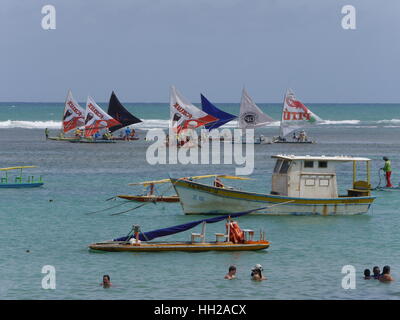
[88, 208, 269, 252]
[0, 166, 44, 188]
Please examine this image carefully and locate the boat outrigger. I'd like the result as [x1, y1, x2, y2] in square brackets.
[0, 166, 44, 188]
[171, 155, 375, 216]
[88, 209, 269, 252]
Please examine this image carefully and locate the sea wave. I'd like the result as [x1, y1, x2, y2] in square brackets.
[0, 118, 397, 129]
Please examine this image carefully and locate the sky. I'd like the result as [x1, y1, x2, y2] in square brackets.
[0, 0, 399, 103]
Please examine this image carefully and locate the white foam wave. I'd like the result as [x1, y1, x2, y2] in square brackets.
[319, 120, 361, 125]
[0, 120, 62, 129]
[377, 119, 400, 124]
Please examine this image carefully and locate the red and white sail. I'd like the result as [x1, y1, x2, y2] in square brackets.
[279, 89, 322, 138]
[170, 86, 217, 133]
[84, 96, 121, 137]
[62, 90, 85, 133]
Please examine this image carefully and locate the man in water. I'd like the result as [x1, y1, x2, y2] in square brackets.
[372, 266, 381, 279]
[224, 265, 237, 279]
[364, 269, 371, 280]
[382, 157, 393, 188]
[101, 275, 112, 288]
[379, 266, 394, 282]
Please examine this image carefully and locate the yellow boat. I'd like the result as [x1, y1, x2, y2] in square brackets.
[89, 209, 269, 252]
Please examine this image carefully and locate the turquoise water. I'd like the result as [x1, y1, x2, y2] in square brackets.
[1, 103, 400, 299]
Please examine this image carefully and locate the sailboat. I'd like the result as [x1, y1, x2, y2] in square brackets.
[70, 96, 121, 143]
[237, 88, 275, 144]
[200, 94, 237, 141]
[47, 90, 85, 141]
[273, 89, 322, 144]
[107, 91, 142, 141]
[88, 209, 269, 252]
[169, 86, 218, 147]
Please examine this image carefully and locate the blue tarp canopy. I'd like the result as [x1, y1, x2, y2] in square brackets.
[114, 208, 263, 242]
[201, 94, 237, 131]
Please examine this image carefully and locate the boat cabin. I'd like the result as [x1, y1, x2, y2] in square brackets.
[271, 155, 371, 198]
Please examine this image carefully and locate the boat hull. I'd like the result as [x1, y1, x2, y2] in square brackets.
[89, 241, 269, 252]
[171, 179, 375, 216]
[117, 195, 180, 202]
[0, 182, 44, 188]
[47, 137, 80, 142]
[69, 139, 116, 143]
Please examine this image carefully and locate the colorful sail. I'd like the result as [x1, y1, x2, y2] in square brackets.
[170, 86, 217, 133]
[84, 96, 121, 137]
[239, 88, 274, 129]
[279, 89, 322, 138]
[62, 90, 85, 133]
[114, 208, 263, 242]
[201, 94, 237, 130]
[107, 91, 142, 133]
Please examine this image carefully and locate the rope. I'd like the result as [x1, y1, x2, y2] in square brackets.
[84, 201, 132, 215]
[372, 168, 384, 190]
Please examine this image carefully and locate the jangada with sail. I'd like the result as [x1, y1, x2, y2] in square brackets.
[273, 89, 322, 144]
[46, 90, 85, 141]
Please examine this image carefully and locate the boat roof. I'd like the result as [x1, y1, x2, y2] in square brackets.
[271, 155, 371, 162]
[0, 166, 37, 171]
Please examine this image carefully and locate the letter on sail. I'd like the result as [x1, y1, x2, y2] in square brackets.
[279, 89, 322, 138]
[170, 86, 218, 133]
[239, 88, 274, 129]
[63, 90, 85, 133]
[84, 96, 121, 137]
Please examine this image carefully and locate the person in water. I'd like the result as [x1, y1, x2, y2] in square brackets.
[382, 157, 393, 187]
[224, 265, 237, 280]
[45, 128, 49, 139]
[379, 266, 394, 282]
[101, 275, 112, 288]
[372, 266, 381, 279]
[364, 269, 371, 280]
[251, 264, 266, 281]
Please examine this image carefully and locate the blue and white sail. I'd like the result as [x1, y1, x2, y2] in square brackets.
[200, 94, 237, 130]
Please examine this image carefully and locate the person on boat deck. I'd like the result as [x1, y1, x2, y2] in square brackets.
[146, 183, 155, 196]
[213, 177, 224, 188]
[372, 266, 381, 279]
[129, 128, 136, 137]
[251, 264, 266, 281]
[125, 126, 131, 140]
[93, 132, 101, 140]
[364, 269, 372, 280]
[74, 128, 82, 137]
[379, 265, 394, 282]
[45, 128, 49, 139]
[382, 157, 393, 188]
[224, 265, 237, 280]
[101, 275, 112, 288]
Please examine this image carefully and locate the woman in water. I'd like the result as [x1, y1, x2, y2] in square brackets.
[251, 264, 266, 281]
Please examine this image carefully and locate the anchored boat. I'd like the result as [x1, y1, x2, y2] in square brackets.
[88, 209, 269, 252]
[171, 155, 375, 215]
[0, 166, 44, 188]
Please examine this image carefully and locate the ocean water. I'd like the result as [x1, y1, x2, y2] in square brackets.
[1, 102, 400, 300]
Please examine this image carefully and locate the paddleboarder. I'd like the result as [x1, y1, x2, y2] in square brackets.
[382, 157, 393, 188]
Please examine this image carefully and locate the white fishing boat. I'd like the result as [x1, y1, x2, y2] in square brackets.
[171, 155, 375, 216]
[273, 89, 322, 144]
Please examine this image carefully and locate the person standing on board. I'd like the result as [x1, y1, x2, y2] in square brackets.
[44, 128, 49, 139]
[382, 157, 393, 188]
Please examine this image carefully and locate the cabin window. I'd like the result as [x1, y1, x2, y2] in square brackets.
[305, 179, 315, 186]
[318, 161, 328, 168]
[304, 161, 314, 168]
[279, 160, 291, 174]
[273, 160, 283, 173]
[319, 179, 330, 187]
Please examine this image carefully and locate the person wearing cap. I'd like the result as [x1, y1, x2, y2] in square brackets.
[251, 264, 267, 281]
[382, 157, 393, 188]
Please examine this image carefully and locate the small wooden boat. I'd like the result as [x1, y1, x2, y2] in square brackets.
[89, 209, 269, 252]
[69, 138, 116, 143]
[117, 195, 180, 202]
[47, 136, 80, 142]
[0, 166, 44, 188]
